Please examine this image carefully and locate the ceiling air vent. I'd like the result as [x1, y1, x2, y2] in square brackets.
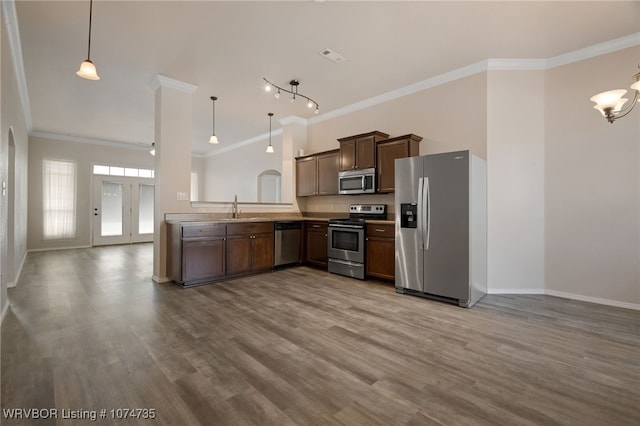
[320, 48, 346, 64]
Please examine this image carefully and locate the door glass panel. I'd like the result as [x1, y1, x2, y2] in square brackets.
[138, 184, 154, 234]
[101, 182, 123, 236]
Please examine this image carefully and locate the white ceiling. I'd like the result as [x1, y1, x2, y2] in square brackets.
[12, 1, 640, 155]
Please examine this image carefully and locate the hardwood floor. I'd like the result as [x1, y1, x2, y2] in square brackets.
[2, 244, 639, 425]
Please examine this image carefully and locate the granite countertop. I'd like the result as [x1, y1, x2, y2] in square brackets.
[168, 217, 394, 225]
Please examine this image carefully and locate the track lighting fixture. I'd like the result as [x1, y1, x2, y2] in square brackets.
[76, 0, 100, 80]
[590, 66, 640, 123]
[266, 113, 274, 153]
[209, 96, 219, 144]
[263, 77, 319, 114]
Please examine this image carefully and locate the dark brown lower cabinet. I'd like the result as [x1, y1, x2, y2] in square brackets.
[167, 221, 274, 286]
[182, 239, 226, 282]
[304, 221, 328, 268]
[226, 222, 274, 277]
[167, 222, 227, 286]
[365, 223, 395, 281]
[226, 235, 252, 276]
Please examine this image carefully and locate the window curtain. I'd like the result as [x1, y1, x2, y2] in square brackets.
[43, 159, 76, 239]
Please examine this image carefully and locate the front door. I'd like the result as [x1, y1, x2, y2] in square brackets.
[92, 178, 154, 246]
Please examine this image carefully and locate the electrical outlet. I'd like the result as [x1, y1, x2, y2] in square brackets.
[176, 191, 189, 201]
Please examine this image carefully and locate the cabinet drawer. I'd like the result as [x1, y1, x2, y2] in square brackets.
[182, 224, 226, 239]
[305, 221, 327, 232]
[366, 223, 395, 237]
[227, 222, 273, 236]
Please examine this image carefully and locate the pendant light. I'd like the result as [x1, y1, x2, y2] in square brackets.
[209, 96, 219, 144]
[76, 0, 100, 80]
[266, 113, 274, 153]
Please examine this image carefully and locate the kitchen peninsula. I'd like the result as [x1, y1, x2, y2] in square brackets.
[166, 214, 395, 287]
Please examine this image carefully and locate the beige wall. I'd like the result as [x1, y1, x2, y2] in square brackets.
[203, 133, 283, 203]
[307, 72, 488, 160]
[191, 156, 205, 201]
[487, 70, 546, 292]
[1, 5, 30, 320]
[545, 47, 640, 306]
[27, 136, 154, 251]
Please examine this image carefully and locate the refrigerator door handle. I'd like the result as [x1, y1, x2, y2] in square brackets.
[417, 177, 425, 249]
[425, 177, 431, 250]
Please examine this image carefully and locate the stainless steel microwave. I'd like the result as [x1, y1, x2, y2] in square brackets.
[338, 168, 376, 194]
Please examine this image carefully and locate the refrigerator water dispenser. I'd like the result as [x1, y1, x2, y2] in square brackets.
[400, 203, 417, 228]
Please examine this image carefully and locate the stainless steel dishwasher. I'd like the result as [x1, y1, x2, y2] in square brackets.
[274, 221, 302, 268]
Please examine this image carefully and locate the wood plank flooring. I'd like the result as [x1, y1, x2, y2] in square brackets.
[2, 244, 639, 425]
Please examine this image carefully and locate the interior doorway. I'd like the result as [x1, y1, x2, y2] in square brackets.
[257, 169, 281, 203]
[6, 129, 16, 287]
[92, 177, 154, 246]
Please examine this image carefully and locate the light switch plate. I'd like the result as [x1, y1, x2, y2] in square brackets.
[176, 191, 189, 201]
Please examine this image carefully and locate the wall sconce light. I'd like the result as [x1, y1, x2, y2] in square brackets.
[149, 143, 155, 156]
[266, 113, 274, 153]
[590, 67, 640, 123]
[76, 0, 100, 80]
[209, 96, 219, 144]
[263, 77, 319, 114]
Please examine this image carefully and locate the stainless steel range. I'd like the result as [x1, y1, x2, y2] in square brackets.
[328, 204, 386, 280]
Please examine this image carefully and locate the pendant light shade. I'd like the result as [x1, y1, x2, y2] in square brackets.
[76, 0, 100, 80]
[590, 67, 640, 123]
[266, 113, 274, 153]
[209, 96, 219, 144]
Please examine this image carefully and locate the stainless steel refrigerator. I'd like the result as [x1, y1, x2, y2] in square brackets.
[395, 150, 487, 308]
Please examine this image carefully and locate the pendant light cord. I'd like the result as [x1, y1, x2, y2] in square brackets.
[87, 0, 93, 60]
[211, 96, 216, 134]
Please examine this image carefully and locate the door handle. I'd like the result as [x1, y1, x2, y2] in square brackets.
[425, 177, 431, 250]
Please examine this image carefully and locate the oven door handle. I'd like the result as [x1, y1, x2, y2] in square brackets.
[328, 223, 364, 229]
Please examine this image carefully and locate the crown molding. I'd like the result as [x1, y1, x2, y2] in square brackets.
[2, 0, 32, 132]
[30, 131, 151, 150]
[546, 32, 640, 69]
[486, 58, 547, 71]
[278, 115, 308, 126]
[309, 32, 640, 126]
[150, 75, 198, 93]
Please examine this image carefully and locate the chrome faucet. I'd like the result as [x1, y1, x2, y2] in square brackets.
[232, 194, 238, 219]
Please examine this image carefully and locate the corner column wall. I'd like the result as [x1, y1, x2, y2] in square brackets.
[151, 75, 197, 282]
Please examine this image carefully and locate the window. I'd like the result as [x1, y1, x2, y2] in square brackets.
[92, 164, 154, 179]
[43, 159, 76, 239]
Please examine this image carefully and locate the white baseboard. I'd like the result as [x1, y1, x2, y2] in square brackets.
[544, 289, 640, 311]
[0, 300, 9, 324]
[488, 288, 544, 295]
[152, 275, 172, 284]
[488, 287, 639, 311]
[7, 250, 28, 288]
[28, 245, 92, 253]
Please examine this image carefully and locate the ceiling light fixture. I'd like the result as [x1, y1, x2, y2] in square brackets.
[263, 77, 319, 114]
[149, 143, 155, 156]
[590, 67, 640, 123]
[76, 0, 100, 80]
[266, 113, 274, 153]
[209, 96, 219, 144]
